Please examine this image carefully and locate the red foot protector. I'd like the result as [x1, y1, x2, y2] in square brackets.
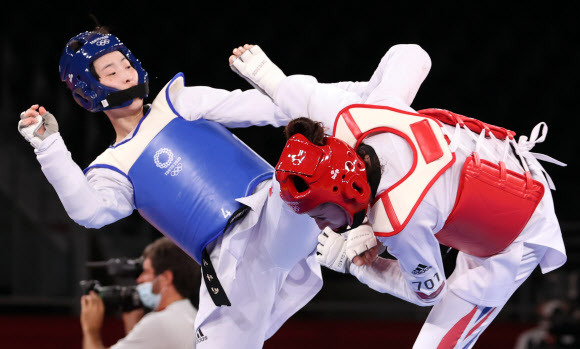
[436, 153, 544, 257]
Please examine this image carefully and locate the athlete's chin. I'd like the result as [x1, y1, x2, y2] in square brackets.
[316, 222, 348, 232]
[332, 224, 349, 233]
[130, 98, 144, 108]
[118, 98, 144, 113]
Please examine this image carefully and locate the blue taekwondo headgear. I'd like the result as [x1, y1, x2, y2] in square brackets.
[59, 31, 149, 113]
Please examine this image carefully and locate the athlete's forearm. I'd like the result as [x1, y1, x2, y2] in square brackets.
[274, 74, 363, 133]
[35, 134, 133, 228]
[327, 81, 369, 97]
[349, 257, 445, 306]
[174, 86, 292, 128]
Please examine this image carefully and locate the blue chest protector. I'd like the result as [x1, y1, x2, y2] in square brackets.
[128, 117, 273, 263]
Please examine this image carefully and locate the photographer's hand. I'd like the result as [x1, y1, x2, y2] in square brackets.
[80, 291, 106, 349]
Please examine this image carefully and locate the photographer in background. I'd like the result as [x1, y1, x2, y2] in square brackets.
[80, 237, 201, 349]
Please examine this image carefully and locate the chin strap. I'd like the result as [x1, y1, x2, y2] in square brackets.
[101, 82, 149, 109]
[351, 210, 367, 229]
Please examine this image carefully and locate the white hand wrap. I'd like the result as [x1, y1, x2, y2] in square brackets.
[18, 111, 59, 149]
[230, 45, 286, 98]
[345, 223, 377, 261]
[316, 227, 350, 273]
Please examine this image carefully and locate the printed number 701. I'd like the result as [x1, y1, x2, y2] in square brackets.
[412, 272, 440, 291]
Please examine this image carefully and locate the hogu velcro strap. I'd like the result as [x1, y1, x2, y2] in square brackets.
[201, 205, 250, 307]
[101, 82, 149, 108]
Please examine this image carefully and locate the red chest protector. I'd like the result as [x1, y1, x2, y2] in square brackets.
[334, 106, 544, 258]
[420, 109, 544, 257]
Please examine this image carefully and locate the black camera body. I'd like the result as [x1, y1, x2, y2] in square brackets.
[80, 279, 143, 312]
[80, 257, 144, 313]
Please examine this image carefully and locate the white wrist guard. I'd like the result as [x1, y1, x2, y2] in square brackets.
[345, 222, 377, 261]
[18, 111, 59, 149]
[316, 227, 350, 273]
[230, 45, 286, 98]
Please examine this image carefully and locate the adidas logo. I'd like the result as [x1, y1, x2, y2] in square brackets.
[412, 264, 431, 275]
[195, 328, 208, 344]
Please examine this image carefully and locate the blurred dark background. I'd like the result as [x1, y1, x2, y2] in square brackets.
[1, 2, 578, 348]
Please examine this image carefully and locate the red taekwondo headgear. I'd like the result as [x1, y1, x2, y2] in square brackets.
[275, 133, 371, 227]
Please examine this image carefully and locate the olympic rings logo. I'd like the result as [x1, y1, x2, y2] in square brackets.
[170, 163, 183, 176]
[95, 38, 110, 46]
[154, 148, 174, 169]
[154, 148, 183, 177]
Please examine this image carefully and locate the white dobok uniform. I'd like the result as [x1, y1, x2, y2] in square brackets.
[251, 44, 567, 348]
[31, 81, 363, 348]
